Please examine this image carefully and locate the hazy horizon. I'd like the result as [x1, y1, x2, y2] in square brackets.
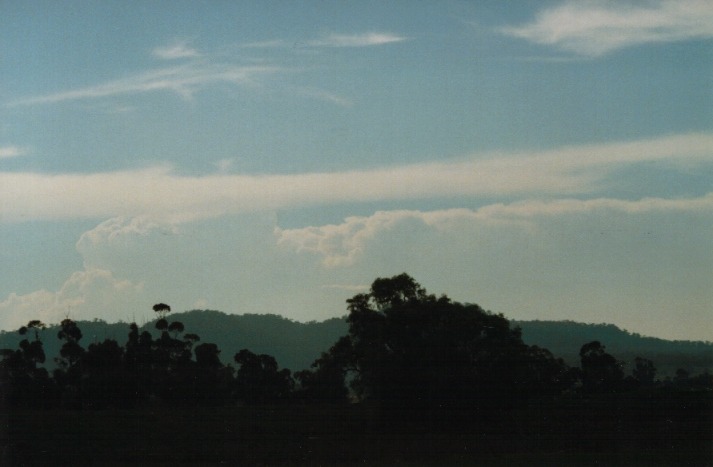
[1, 1, 712, 341]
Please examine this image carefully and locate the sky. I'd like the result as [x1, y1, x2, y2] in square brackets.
[1, 0, 712, 341]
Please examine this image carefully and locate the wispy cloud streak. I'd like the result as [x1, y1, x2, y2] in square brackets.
[0, 133, 710, 223]
[242, 32, 408, 49]
[502, 0, 713, 56]
[9, 63, 282, 105]
[306, 32, 408, 47]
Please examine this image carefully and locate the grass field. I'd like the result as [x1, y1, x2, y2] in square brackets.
[3, 390, 711, 466]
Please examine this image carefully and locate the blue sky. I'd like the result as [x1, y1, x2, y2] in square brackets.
[1, 0, 712, 340]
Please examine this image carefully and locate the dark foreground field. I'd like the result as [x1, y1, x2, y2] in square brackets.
[3, 389, 711, 466]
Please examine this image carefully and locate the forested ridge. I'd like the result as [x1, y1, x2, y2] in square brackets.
[0, 311, 348, 375]
[1, 274, 711, 465]
[1, 310, 709, 377]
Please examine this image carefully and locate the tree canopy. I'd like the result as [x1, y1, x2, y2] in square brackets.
[300, 273, 570, 412]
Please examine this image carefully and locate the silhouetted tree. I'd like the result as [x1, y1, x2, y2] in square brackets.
[234, 349, 293, 403]
[124, 324, 154, 401]
[674, 368, 690, 387]
[579, 341, 624, 393]
[53, 319, 86, 407]
[153, 303, 171, 318]
[317, 273, 559, 415]
[514, 345, 574, 397]
[0, 321, 56, 407]
[83, 338, 129, 408]
[168, 321, 185, 337]
[295, 336, 353, 402]
[155, 318, 169, 332]
[632, 357, 657, 387]
[153, 303, 171, 332]
[192, 342, 231, 403]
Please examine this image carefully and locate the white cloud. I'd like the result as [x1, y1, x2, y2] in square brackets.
[275, 194, 713, 267]
[76, 216, 179, 249]
[1, 196, 711, 339]
[502, 0, 713, 56]
[0, 268, 144, 330]
[0, 132, 710, 224]
[272, 196, 713, 341]
[9, 63, 282, 105]
[152, 41, 200, 60]
[0, 146, 26, 159]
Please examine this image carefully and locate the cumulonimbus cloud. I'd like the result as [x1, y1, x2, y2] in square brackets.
[502, 0, 713, 56]
[0, 132, 711, 224]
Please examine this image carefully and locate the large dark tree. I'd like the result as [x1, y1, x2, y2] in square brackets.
[310, 273, 565, 413]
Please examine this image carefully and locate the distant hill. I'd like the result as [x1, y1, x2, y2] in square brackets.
[1, 311, 710, 377]
[514, 320, 713, 377]
[0, 310, 347, 373]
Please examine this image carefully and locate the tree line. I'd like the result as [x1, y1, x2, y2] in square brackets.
[1, 274, 711, 412]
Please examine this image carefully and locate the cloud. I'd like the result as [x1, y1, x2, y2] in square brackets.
[240, 39, 289, 49]
[0, 132, 711, 223]
[76, 216, 179, 249]
[0, 268, 144, 329]
[275, 194, 713, 267]
[8, 62, 282, 105]
[152, 41, 200, 60]
[293, 86, 353, 107]
[1, 197, 711, 339]
[214, 158, 235, 173]
[242, 32, 408, 49]
[7, 33, 404, 108]
[306, 32, 408, 47]
[502, 0, 713, 56]
[272, 196, 713, 341]
[0, 146, 26, 159]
